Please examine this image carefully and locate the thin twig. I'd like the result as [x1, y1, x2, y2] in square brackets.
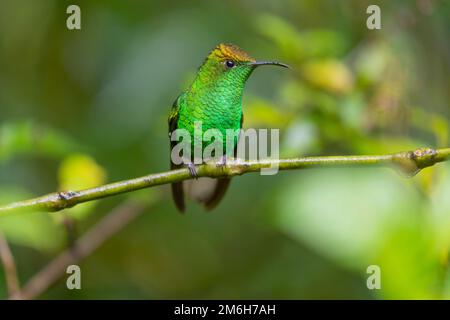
[0, 147, 449, 215]
[12, 201, 147, 300]
[0, 232, 21, 298]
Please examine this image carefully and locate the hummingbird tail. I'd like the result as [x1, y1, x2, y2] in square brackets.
[204, 178, 231, 211]
[182, 177, 231, 211]
[171, 182, 185, 213]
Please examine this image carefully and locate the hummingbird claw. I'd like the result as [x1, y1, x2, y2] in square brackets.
[216, 155, 228, 168]
[187, 163, 198, 179]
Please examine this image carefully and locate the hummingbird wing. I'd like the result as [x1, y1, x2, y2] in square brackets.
[168, 95, 186, 213]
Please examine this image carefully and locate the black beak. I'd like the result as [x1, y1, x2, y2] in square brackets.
[249, 61, 290, 68]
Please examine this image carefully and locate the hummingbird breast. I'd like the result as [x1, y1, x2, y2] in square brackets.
[178, 86, 244, 152]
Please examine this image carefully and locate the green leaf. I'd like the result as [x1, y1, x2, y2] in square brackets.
[0, 121, 79, 163]
[273, 168, 442, 298]
[0, 187, 65, 252]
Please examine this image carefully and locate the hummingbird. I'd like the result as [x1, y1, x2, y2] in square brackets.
[168, 43, 288, 212]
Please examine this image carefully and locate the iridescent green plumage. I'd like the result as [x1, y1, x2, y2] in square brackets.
[168, 43, 287, 212]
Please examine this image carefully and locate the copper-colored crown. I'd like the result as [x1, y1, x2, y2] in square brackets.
[209, 43, 256, 62]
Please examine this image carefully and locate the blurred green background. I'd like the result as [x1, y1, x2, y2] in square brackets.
[0, 0, 449, 299]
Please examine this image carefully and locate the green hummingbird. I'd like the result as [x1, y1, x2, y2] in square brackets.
[168, 43, 288, 212]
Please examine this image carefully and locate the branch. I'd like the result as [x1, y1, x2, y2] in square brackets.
[0, 147, 449, 215]
[13, 200, 147, 300]
[0, 232, 21, 298]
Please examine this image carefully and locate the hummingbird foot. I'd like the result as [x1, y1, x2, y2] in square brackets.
[216, 155, 229, 168]
[187, 162, 198, 179]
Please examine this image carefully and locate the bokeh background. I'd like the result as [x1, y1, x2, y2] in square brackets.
[0, 0, 449, 299]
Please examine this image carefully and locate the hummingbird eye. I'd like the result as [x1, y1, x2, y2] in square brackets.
[225, 60, 235, 68]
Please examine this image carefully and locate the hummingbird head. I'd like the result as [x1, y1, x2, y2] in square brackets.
[195, 43, 289, 89]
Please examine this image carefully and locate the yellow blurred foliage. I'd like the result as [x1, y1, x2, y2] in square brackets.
[58, 154, 106, 191]
[302, 59, 354, 94]
[245, 98, 292, 128]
